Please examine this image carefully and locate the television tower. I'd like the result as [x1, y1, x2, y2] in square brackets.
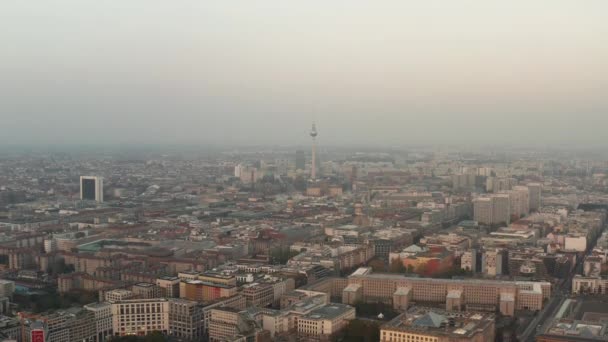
[310, 122, 318, 180]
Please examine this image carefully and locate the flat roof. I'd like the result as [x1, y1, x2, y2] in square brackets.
[302, 304, 354, 320]
[350, 268, 550, 287]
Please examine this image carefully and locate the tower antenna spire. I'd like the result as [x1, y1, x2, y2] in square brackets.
[310, 122, 318, 180]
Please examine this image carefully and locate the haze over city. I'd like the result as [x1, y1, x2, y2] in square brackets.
[3, 3, 608, 342]
[2, 1, 608, 146]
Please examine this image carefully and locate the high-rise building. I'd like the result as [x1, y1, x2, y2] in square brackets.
[504, 186, 530, 219]
[473, 194, 510, 225]
[486, 177, 515, 193]
[492, 194, 511, 225]
[527, 183, 542, 211]
[473, 197, 493, 225]
[80, 176, 103, 202]
[295, 150, 305, 170]
[452, 173, 476, 190]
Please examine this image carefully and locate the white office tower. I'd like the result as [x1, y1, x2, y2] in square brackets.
[527, 183, 542, 212]
[80, 176, 104, 202]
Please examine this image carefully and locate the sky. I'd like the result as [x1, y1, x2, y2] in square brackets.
[1, 1, 607, 147]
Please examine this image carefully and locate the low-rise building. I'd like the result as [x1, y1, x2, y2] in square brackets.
[111, 299, 170, 337]
[297, 303, 355, 339]
[380, 307, 495, 342]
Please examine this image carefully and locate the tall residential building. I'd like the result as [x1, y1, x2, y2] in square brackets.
[527, 183, 542, 211]
[452, 173, 476, 190]
[295, 150, 305, 170]
[505, 186, 530, 219]
[492, 194, 511, 225]
[80, 176, 104, 202]
[486, 177, 515, 193]
[473, 197, 493, 225]
[473, 194, 510, 225]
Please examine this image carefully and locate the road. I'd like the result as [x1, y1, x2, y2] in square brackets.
[519, 229, 598, 342]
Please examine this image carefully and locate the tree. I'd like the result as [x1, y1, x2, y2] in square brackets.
[389, 258, 406, 273]
[109, 331, 167, 342]
[368, 258, 386, 273]
[143, 331, 166, 342]
[332, 319, 380, 342]
[269, 246, 299, 265]
[416, 263, 428, 276]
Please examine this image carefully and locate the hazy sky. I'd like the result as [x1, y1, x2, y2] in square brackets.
[1, 1, 607, 146]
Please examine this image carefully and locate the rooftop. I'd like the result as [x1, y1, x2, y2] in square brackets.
[302, 304, 354, 320]
[382, 307, 495, 338]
